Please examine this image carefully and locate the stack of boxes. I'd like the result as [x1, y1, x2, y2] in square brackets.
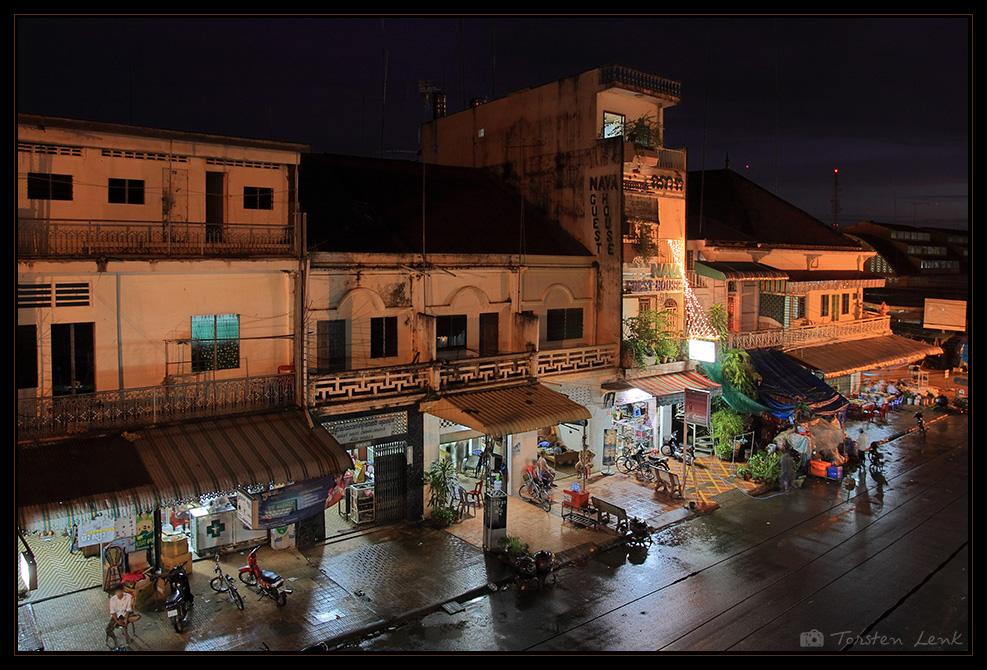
[156, 533, 192, 600]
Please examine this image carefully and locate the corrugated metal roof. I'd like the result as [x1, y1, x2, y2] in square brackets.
[784, 335, 944, 378]
[694, 261, 789, 281]
[421, 383, 591, 438]
[17, 409, 352, 531]
[626, 371, 722, 406]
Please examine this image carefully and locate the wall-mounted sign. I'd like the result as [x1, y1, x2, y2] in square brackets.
[623, 173, 685, 194]
[237, 476, 338, 530]
[689, 339, 717, 363]
[324, 411, 407, 446]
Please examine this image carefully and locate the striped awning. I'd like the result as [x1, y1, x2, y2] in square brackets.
[17, 409, 352, 532]
[627, 370, 722, 406]
[421, 383, 591, 438]
[694, 261, 789, 281]
[783, 334, 943, 378]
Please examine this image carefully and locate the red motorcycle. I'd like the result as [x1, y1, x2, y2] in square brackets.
[238, 546, 290, 606]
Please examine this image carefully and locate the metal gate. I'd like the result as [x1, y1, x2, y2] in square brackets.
[371, 441, 407, 524]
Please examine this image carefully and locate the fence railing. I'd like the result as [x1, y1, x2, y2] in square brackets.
[17, 374, 295, 441]
[17, 218, 296, 258]
[726, 315, 892, 351]
[309, 344, 620, 406]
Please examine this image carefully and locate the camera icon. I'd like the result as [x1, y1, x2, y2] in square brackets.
[800, 629, 825, 647]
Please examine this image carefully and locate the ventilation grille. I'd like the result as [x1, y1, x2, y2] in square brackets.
[101, 148, 188, 163]
[206, 157, 281, 170]
[18, 282, 91, 308]
[18, 143, 83, 157]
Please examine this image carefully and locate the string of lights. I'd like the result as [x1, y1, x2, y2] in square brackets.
[668, 238, 719, 342]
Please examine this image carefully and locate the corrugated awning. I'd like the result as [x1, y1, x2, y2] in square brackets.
[694, 261, 789, 281]
[783, 335, 943, 378]
[627, 370, 722, 406]
[421, 383, 591, 438]
[17, 409, 352, 532]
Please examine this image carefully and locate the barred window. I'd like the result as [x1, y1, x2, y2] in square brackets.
[191, 314, 240, 372]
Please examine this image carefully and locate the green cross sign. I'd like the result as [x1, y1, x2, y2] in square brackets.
[206, 519, 226, 538]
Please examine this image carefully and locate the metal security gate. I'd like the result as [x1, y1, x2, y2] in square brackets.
[371, 441, 407, 524]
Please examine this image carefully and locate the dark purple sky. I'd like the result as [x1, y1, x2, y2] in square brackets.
[16, 16, 970, 230]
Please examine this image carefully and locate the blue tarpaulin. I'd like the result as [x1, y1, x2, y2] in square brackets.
[747, 348, 848, 420]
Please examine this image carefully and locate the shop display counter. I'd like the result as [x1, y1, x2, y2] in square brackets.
[349, 483, 375, 525]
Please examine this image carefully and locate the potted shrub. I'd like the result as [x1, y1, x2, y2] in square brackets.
[711, 408, 747, 460]
[624, 113, 663, 162]
[425, 458, 460, 526]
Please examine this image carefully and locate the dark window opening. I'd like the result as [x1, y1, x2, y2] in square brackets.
[371, 316, 398, 358]
[27, 172, 73, 200]
[244, 186, 274, 210]
[51, 322, 95, 395]
[436, 315, 467, 350]
[17, 325, 38, 389]
[108, 178, 145, 204]
[547, 308, 583, 341]
[317, 320, 347, 372]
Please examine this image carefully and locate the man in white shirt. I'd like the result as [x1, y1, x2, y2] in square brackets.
[106, 584, 140, 646]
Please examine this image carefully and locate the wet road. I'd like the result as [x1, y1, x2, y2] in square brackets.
[351, 415, 969, 653]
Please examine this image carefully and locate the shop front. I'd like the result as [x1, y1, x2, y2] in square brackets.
[16, 408, 351, 603]
[624, 370, 723, 449]
[420, 382, 592, 504]
[318, 407, 421, 533]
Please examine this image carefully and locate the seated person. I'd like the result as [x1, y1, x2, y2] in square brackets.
[525, 460, 545, 487]
[537, 456, 557, 487]
[106, 584, 141, 647]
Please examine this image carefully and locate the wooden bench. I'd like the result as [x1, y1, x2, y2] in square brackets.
[539, 449, 579, 467]
[654, 467, 684, 499]
[591, 497, 628, 532]
[561, 502, 600, 529]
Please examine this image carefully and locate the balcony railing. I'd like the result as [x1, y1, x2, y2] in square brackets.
[17, 218, 296, 258]
[726, 315, 892, 351]
[599, 64, 681, 100]
[309, 344, 619, 406]
[17, 373, 295, 441]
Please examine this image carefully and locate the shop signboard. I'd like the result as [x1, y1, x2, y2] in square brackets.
[78, 514, 115, 547]
[684, 388, 711, 427]
[237, 476, 338, 530]
[324, 411, 407, 446]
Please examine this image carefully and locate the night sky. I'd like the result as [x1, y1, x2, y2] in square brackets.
[15, 15, 970, 230]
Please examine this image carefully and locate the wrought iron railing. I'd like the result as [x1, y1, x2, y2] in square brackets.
[17, 218, 296, 258]
[17, 373, 295, 441]
[726, 315, 892, 351]
[599, 64, 681, 99]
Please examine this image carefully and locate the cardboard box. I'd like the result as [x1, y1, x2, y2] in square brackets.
[159, 551, 193, 574]
[160, 535, 188, 558]
[270, 524, 296, 551]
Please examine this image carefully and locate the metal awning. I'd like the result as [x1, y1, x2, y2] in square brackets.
[694, 261, 789, 281]
[421, 383, 591, 438]
[627, 370, 722, 406]
[17, 409, 352, 531]
[783, 335, 943, 378]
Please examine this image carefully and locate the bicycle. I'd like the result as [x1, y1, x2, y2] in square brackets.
[209, 553, 244, 611]
[615, 445, 669, 481]
[518, 472, 554, 512]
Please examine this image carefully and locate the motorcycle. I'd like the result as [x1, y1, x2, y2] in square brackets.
[238, 546, 290, 606]
[622, 516, 652, 547]
[660, 431, 694, 465]
[515, 550, 559, 590]
[163, 562, 194, 633]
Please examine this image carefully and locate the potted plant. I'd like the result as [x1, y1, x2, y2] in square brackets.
[624, 113, 663, 162]
[711, 408, 747, 460]
[425, 458, 460, 527]
[622, 309, 677, 368]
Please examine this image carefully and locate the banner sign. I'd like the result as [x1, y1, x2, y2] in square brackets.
[324, 411, 407, 446]
[684, 388, 711, 427]
[237, 476, 337, 530]
[78, 514, 115, 547]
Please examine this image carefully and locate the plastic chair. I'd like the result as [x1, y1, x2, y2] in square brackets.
[458, 487, 476, 518]
[465, 480, 483, 507]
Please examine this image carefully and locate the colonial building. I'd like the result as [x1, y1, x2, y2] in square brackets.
[421, 65, 710, 467]
[17, 115, 351, 558]
[299, 154, 617, 526]
[686, 168, 942, 396]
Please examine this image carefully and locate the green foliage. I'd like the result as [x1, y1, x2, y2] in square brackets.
[707, 304, 729, 354]
[737, 450, 781, 484]
[710, 408, 747, 459]
[429, 506, 459, 526]
[625, 113, 663, 151]
[426, 458, 457, 511]
[633, 224, 658, 259]
[498, 535, 530, 558]
[622, 309, 678, 367]
[721, 348, 761, 399]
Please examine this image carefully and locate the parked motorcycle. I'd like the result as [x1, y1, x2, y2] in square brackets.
[238, 546, 290, 606]
[515, 550, 559, 590]
[661, 431, 694, 465]
[623, 516, 652, 547]
[163, 562, 194, 633]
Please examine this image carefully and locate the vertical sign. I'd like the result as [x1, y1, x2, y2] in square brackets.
[684, 388, 711, 428]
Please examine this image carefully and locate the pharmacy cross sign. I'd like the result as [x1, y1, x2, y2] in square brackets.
[206, 519, 227, 538]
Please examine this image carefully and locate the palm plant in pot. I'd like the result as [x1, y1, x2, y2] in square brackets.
[425, 458, 460, 527]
